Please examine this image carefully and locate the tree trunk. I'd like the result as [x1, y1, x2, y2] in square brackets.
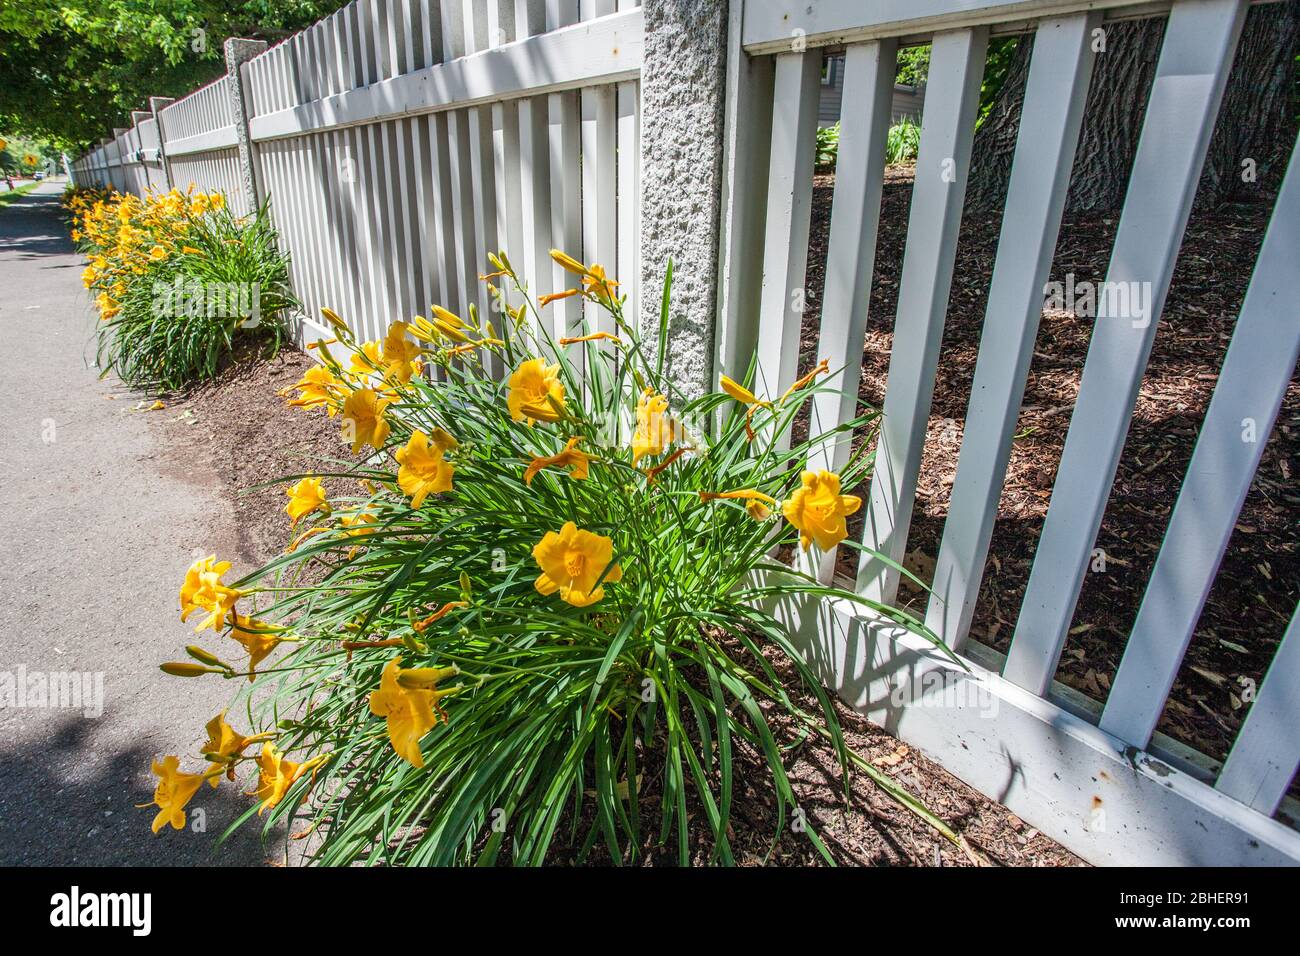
[1198, 1, 1300, 208]
[964, 37, 1032, 212]
[965, 4, 1298, 215]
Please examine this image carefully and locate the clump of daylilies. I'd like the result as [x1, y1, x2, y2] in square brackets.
[67, 183, 294, 390]
[150, 248, 950, 864]
[68, 185, 225, 322]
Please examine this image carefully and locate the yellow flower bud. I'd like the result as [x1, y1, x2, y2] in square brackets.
[160, 662, 219, 678]
[185, 645, 227, 668]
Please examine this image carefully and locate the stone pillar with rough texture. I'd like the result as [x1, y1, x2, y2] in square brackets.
[638, 0, 729, 399]
[223, 38, 268, 213]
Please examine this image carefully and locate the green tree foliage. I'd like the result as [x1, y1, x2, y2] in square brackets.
[0, 2, 348, 149]
[0, 131, 60, 173]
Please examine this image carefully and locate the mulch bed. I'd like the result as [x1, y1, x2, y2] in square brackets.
[799, 165, 1298, 770]
[145, 343, 1082, 866]
[151, 342, 356, 566]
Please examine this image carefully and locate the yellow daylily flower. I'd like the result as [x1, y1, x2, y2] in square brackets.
[381, 321, 424, 383]
[340, 387, 391, 454]
[532, 521, 622, 608]
[285, 364, 343, 415]
[508, 358, 566, 425]
[228, 612, 288, 681]
[539, 288, 579, 307]
[523, 437, 590, 485]
[148, 244, 168, 262]
[632, 389, 678, 464]
[145, 756, 211, 834]
[782, 470, 862, 551]
[179, 556, 244, 634]
[395, 430, 455, 508]
[349, 340, 384, 376]
[558, 331, 622, 346]
[285, 476, 329, 526]
[340, 511, 377, 537]
[249, 744, 327, 815]
[368, 656, 451, 768]
[95, 292, 118, 320]
[779, 357, 830, 405]
[200, 712, 271, 783]
[581, 264, 618, 303]
[699, 488, 777, 521]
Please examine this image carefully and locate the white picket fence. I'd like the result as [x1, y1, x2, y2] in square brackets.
[156, 77, 251, 216]
[70, 0, 1298, 866]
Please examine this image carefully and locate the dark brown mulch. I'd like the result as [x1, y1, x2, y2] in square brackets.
[150, 343, 355, 567]
[799, 165, 1298, 769]
[146, 342, 1081, 866]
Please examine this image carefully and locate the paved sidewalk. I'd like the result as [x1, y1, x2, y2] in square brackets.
[0, 182, 281, 865]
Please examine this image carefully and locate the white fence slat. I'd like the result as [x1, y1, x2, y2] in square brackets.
[755, 49, 821, 405]
[492, 98, 526, 280]
[1100, 130, 1300, 747]
[615, 78, 640, 334]
[466, 2, 500, 335]
[1217, 605, 1300, 815]
[357, 2, 392, 337]
[441, 2, 480, 322]
[330, 13, 361, 326]
[1003, 0, 1249, 698]
[518, 116, 554, 322]
[513, 1, 550, 329]
[329, 13, 364, 325]
[855, 26, 989, 603]
[581, 83, 618, 341]
[488, 1, 528, 308]
[374, 2, 409, 328]
[924, 13, 1099, 648]
[316, 23, 347, 319]
[716, 10, 773, 374]
[422, 0, 454, 316]
[807, 37, 898, 584]
[278, 47, 313, 318]
[429, 112, 463, 316]
[297, 36, 330, 321]
[547, 0, 583, 340]
[579, 0, 618, 341]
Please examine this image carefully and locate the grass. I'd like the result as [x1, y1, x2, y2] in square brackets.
[0, 180, 42, 209]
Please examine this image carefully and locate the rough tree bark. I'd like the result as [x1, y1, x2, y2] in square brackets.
[965, 3, 1299, 215]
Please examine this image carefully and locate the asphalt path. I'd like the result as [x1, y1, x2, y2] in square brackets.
[0, 181, 288, 865]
